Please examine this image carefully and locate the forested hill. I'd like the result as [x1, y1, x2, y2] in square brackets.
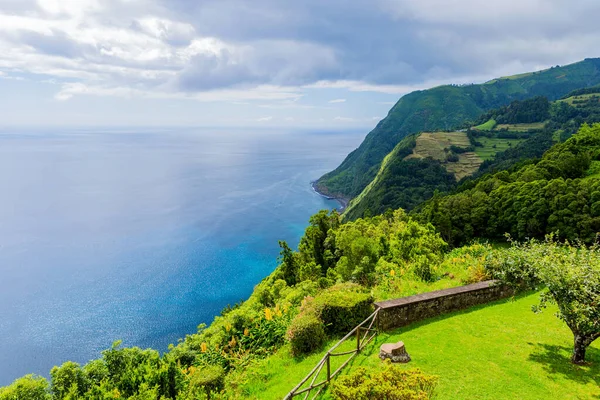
[416, 123, 600, 247]
[316, 58, 600, 199]
[344, 89, 600, 220]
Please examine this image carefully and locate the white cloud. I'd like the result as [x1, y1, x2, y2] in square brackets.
[54, 82, 302, 102]
[333, 116, 355, 122]
[256, 116, 273, 122]
[0, 0, 598, 109]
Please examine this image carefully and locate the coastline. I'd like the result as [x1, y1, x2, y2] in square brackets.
[310, 181, 349, 211]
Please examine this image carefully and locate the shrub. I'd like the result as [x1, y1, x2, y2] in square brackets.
[286, 312, 326, 356]
[331, 364, 438, 400]
[184, 365, 224, 400]
[310, 283, 373, 335]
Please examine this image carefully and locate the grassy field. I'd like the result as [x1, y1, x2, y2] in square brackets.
[558, 93, 600, 106]
[238, 292, 599, 400]
[473, 119, 497, 131]
[228, 292, 599, 399]
[475, 137, 525, 160]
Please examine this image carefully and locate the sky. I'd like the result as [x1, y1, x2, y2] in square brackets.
[0, 0, 599, 128]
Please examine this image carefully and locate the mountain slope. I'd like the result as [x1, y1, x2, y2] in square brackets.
[316, 58, 600, 199]
[345, 88, 600, 220]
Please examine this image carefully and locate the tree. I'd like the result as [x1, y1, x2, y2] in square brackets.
[532, 242, 600, 364]
[488, 239, 600, 364]
[50, 361, 89, 399]
[0, 375, 51, 400]
[278, 240, 298, 286]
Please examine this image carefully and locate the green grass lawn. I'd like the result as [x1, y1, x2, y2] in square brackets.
[229, 292, 600, 399]
[475, 137, 524, 160]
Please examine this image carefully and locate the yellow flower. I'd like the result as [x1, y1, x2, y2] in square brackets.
[201, 342, 207, 353]
[264, 308, 273, 321]
[274, 304, 283, 317]
[113, 389, 121, 399]
[229, 336, 237, 347]
[283, 304, 290, 314]
[390, 269, 396, 277]
[244, 328, 250, 336]
[225, 322, 232, 332]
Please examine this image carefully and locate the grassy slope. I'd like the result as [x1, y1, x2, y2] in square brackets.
[330, 292, 600, 400]
[558, 93, 600, 106]
[474, 118, 497, 131]
[239, 292, 599, 399]
[317, 58, 600, 199]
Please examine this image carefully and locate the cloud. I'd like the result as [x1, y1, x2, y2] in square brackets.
[333, 116, 355, 122]
[256, 116, 273, 122]
[328, 99, 346, 103]
[0, 0, 599, 102]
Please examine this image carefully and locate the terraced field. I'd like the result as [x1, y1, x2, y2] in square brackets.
[475, 137, 526, 160]
[496, 122, 546, 131]
[405, 132, 482, 180]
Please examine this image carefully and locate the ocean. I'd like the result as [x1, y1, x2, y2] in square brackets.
[0, 128, 364, 385]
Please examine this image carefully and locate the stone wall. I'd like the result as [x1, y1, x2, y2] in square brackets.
[375, 280, 514, 330]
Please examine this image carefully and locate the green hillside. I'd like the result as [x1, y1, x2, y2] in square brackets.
[316, 58, 600, 199]
[344, 89, 600, 221]
[417, 123, 600, 246]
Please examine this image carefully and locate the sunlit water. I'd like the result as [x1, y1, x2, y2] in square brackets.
[0, 128, 364, 384]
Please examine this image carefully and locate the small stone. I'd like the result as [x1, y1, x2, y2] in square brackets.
[379, 341, 411, 363]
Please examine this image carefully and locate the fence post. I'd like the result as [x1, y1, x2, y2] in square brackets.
[326, 354, 331, 381]
[356, 327, 361, 353]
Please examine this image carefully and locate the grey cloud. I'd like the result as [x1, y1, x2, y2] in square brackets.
[176, 40, 340, 91]
[158, 0, 600, 87]
[2, 0, 600, 95]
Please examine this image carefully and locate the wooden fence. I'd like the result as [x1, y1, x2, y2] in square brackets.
[283, 308, 380, 400]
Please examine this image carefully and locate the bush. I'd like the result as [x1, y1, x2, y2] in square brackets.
[331, 364, 438, 400]
[184, 365, 224, 400]
[310, 283, 373, 335]
[286, 312, 326, 356]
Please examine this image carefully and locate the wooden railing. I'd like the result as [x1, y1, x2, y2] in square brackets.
[283, 308, 380, 400]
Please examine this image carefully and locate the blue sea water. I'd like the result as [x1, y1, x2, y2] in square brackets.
[0, 128, 364, 385]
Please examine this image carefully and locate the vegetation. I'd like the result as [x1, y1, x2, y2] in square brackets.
[345, 87, 600, 221]
[333, 292, 600, 400]
[473, 118, 496, 131]
[230, 292, 599, 399]
[331, 364, 438, 400]
[317, 58, 600, 199]
[487, 238, 600, 364]
[418, 124, 600, 246]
